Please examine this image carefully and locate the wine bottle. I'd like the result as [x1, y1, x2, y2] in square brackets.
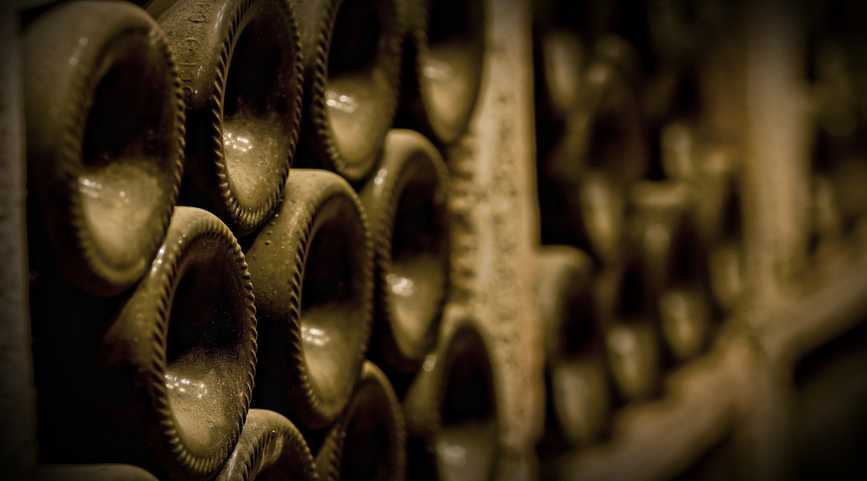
[660, 121, 701, 181]
[34, 207, 258, 480]
[156, 0, 304, 235]
[106, 206, 258, 480]
[534, 28, 584, 134]
[246, 169, 373, 429]
[22, 1, 184, 295]
[630, 180, 712, 362]
[810, 174, 845, 260]
[360, 129, 449, 373]
[139, 0, 175, 18]
[601, 255, 662, 402]
[399, 0, 486, 144]
[659, 286, 712, 360]
[536, 246, 610, 448]
[532, 11, 630, 131]
[539, 57, 645, 263]
[37, 465, 159, 481]
[404, 319, 499, 481]
[593, 35, 641, 86]
[686, 142, 737, 247]
[316, 362, 406, 481]
[215, 409, 317, 481]
[540, 168, 626, 266]
[293, 0, 404, 182]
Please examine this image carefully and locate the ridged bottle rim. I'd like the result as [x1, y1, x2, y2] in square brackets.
[22, 1, 185, 296]
[215, 409, 317, 481]
[361, 129, 450, 372]
[157, 0, 304, 236]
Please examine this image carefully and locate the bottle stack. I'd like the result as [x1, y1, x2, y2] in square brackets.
[806, 40, 867, 263]
[23, 1, 867, 480]
[22, 0, 492, 480]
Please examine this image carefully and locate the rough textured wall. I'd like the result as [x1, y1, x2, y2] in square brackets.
[442, 0, 544, 459]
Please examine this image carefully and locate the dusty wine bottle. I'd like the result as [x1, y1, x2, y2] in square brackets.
[246, 169, 373, 429]
[593, 35, 641, 86]
[531, 12, 580, 234]
[399, 0, 486, 144]
[156, 0, 304, 235]
[630, 180, 711, 362]
[293, 0, 404, 182]
[660, 121, 701, 181]
[539, 58, 645, 263]
[22, 1, 184, 295]
[599, 254, 662, 403]
[827, 157, 867, 235]
[658, 286, 711, 360]
[360, 129, 449, 373]
[536, 246, 610, 449]
[539, 167, 626, 266]
[31, 207, 259, 480]
[543, 58, 647, 187]
[316, 362, 406, 481]
[661, 126, 740, 276]
[687, 142, 739, 247]
[403, 318, 499, 481]
[215, 409, 317, 481]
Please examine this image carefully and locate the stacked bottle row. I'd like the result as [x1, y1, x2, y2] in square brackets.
[23, 0, 495, 480]
[531, 0, 747, 468]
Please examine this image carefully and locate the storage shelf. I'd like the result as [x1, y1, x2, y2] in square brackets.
[554, 240, 867, 481]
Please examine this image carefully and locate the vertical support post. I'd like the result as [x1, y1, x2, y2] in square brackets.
[443, 0, 544, 473]
[0, 5, 38, 480]
[741, 1, 811, 310]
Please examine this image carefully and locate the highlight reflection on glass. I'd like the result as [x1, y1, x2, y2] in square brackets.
[387, 272, 415, 297]
[326, 90, 359, 114]
[423, 57, 453, 81]
[223, 131, 252, 154]
[165, 372, 209, 400]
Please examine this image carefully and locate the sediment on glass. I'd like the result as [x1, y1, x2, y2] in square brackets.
[360, 129, 450, 373]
